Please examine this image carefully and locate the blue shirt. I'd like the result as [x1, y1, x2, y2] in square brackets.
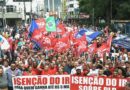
[6, 68, 22, 87]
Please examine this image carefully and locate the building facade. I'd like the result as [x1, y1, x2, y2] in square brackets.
[44, 0, 62, 18]
[66, 0, 79, 16]
[0, 0, 45, 27]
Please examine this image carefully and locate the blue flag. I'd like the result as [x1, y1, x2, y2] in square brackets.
[75, 29, 87, 38]
[28, 19, 38, 37]
[113, 39, 130, 50]
[87, 31, 102, 41]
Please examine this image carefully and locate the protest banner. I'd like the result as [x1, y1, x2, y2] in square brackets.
[13, 75, 70, 90]
[13, 75, 128, 90]
[71, 76, 128, 90]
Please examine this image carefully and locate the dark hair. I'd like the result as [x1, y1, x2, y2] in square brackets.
[0, 66, 3, 69]
[11, 61, 16, 65]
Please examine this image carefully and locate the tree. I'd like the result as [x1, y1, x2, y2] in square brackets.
[79, 0, 130, 25]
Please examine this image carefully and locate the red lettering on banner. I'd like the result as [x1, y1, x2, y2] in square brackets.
[13, 78, 17, 85]
[62, 77, 65, 84]
[37, 77, 42, 84]
[42, 77, 47, 84]
[50, 77, 54, 84]
[65, 77, 70, 84]
[50, 77, 60, 84]
[26, 78, 31, 85]
[55, 77, 60, 84]
[22, 78, 26, 85]
[13, 75, 128, 90]
[32, 78, 37, 85]
[17, 78, 21, 85]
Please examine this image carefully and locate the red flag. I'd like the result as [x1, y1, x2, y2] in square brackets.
[97, 43, 107, 58]
[54, 36, 70, 53]
[104, 26, 109, 36]
[77, 35, 87, 54]
[88, 42, 97, 54]
[77, 41, 88, 55]
[57, 22, 66, 35]
[106, 35, 113, 53]
[31, 18, 46, 41]
[31, 29, 43, 41]
[35, 18, 46, 31]
[72, 35, 87, 56]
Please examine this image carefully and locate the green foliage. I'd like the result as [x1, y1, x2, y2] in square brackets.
[79, 0, 130, 24]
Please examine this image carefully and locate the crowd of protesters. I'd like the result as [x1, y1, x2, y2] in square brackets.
[0, 23, 130, 90]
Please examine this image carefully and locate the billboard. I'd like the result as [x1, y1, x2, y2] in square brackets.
[13, 0, 32, 2]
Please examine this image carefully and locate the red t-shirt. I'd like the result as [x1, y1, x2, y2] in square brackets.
[109, 67, 115, 74]
[49, 67, 57, 75]
[22, 71, 37, 76]
[32, 68, 40, 75]
[41, 70, 52, 75]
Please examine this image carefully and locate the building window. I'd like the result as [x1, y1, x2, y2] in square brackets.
[69, 4, 73, 8]
[6, 5, 16, 12]
[70, 11, 73, 15]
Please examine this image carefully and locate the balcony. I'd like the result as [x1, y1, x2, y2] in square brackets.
[0, 5, 23, 19]
[0, 12, 22, 19]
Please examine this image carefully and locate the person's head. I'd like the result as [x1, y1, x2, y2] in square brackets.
[74, 61, 79, 67]
[113, 71, 118, 76]
[28, 66, 32, 72]
[118, 69, 123, 75]
[50, 63, 54, 69]
[28, 58, 33, 65]
[11, 62, 16, 71]
[58, 67, 64, 74]
[83, 64, 89, 70]
[44, 65, 49, 71]
[105, 65, 109, 70]
[76, 68, 81, 75]
[3, 60, 9, 67]
[98, 69, 104, 76]
[0, 66, 3, 76]
[109, 63, 113, 68]
[57, 56, 62, 62]
[92, 64, 97, 70]
[125, 61, 130, 68]
[125, 82, 130, 90]
[32, 61, 38, 68]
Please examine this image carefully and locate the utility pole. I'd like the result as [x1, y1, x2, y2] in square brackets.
[92, 8, 95, 27]
[110, 0, 112, 23]
[30, 0, 32, 23]
[2, 0, 6, 32]
[48, 0, 50, 12]
[52, 0, 55, 12]
[23, 0, 26, 24]
[92, 0, 95, 30]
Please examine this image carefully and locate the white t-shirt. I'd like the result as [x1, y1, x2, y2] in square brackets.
[2, 66, 10, 73]
[71, 66, 83, 75]
[88, 69, 99, 76]
[124, 54, 128, 61]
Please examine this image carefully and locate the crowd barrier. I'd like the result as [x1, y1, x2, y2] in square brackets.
[13, 75, 128, 90]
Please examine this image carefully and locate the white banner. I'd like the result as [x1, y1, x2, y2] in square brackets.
[13, 75, 70, 90]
